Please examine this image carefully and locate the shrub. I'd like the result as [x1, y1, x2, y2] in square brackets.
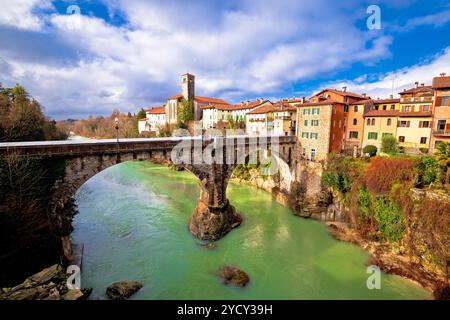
[321, 154, 364, 194]
[381, 135, 398, 154]
[373, 196, 405, 242]
[416, 156, 439, 186]
[364, 157, 416, 194]
[363, 145, 377, 157]
[419, 148, 429, 154]
[357, 187, 371, 218]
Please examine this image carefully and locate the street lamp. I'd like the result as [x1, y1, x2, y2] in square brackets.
[114, 118, 119, 143]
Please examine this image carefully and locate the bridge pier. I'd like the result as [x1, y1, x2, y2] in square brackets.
[185, 163, 242, 241]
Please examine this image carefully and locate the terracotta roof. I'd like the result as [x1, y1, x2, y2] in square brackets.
[372, 98, 400, 104]
[432, 76, 450, 89]
[349, 99, 373, 105]
[168, 93, 183, 100]
[231, 99, 271, 110]
[272, 102, 297, 112]
[364, 110, 399, 117]
[195, 96, 228, 104]
[297, 99, 343, 107]
[200, 103, 235, 111]
[147, 106, 166, 114]
[247, 104, 278, 115]
[312, 88, 367, 99]
[398, 112, 432, 117]
[399, 86, 433, 95]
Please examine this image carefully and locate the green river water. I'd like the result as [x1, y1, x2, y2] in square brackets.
[72, 161, 431, 299]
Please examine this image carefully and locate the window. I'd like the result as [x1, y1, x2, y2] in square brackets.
[383, 105, 387, 110]
[353, 118, 357, 125]
[375, 105, 379, 110]
[303, 108, 310, 115]
[302, 147, 306, 157]
[311, 120, 319, 126]
[371, 118, 375, 125]
[404, 105, 413, 112]
[441, 96, 449, 106]
[302, 132, 309, 139]
[311, 149, 316, 162]
[390, 105, 395, 110]
[349, 131, 359, 139]
[419, 121, 430, 128]
[422, 105, 430, 112]
[311, 133, 318, 139]
[399, 121, 410, 127]
[344, 105, 349, 112]
[367, 118, 371, 125]
[304, 120, 308, 126]
[387, 118, 392, 126]
[420, 137, 427, 144]
[437, 120, 447, 130]
[354, 105, 358, 112]
[368, 132, 378, 140]
[399, 136, 405, 142]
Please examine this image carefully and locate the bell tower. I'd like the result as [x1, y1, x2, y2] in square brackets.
[181, 73, 195, 103]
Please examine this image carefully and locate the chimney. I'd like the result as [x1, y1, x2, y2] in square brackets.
[342, 86, 347, 92]
[421, 83, 424, 87]
[390, 94, 393, 99]
[301, 96, 306, 103]
[362, 93, 366, 98]
[415, 81, 419, 88]
[440, 72, 446, 77]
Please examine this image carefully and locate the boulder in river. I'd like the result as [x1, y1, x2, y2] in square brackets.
[106, 281, 143, 300]
[219, 265, 250, 288]
[198, 242, 216, 249]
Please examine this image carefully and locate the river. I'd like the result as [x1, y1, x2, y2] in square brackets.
[72, 161, 431, 299]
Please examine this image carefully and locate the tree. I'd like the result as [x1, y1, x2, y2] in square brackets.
[136, 108, 146, 120]
[177, 98, 194, 129]
[227, 115, 235, 129]
[363, 145, 377, 157]
[381, 135, 398, 154]
[435, 142, 450, 185]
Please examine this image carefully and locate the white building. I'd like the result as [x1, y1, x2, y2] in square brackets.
[246, 104, 276, 135]
[272, 102, 297, 136]
[138, 106, 166, 134]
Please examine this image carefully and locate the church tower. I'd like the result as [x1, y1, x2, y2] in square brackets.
[181, 73, 195, 103]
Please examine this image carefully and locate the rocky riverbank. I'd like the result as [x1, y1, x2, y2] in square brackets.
[230, 165, 448, 300]
[0, 264, 91, 300]
[326, 222, 449, 300]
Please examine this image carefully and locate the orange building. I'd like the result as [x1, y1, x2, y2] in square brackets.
[431, 74, 450, 151]
[345, 99, 372, 155]
[296, 87, 365, 161]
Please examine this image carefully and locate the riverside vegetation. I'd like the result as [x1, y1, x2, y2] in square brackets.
[320, 150, 450, 299]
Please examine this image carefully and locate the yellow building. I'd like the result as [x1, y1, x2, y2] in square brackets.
[362, 110, 399, 151]
[397, 84, 434, 152]
[372, 97, 400, 111]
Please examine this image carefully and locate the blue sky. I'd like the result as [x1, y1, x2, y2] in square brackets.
[0, 0, 450, 119]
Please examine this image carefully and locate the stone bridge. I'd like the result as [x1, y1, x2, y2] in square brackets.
[0, 135, 296, 245]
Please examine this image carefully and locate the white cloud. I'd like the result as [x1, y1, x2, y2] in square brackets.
[320, 47, 450, 99]
[0, 0, 436, 118]
[0, 0, 52, 31]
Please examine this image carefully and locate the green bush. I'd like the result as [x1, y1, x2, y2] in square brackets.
[373, 196, 405, 242]
[363, 145, 377, 157]
[357, 187, 371, 217]
[381, 135, 398, 154]
[417, 156, 439, 185]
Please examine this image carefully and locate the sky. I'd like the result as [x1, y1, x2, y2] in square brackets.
[0, 0, 450, 119]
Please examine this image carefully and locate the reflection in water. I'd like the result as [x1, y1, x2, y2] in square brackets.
[72, 161, 431, 300]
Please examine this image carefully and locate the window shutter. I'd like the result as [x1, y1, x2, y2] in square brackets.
[368, 132, 370, 139]
[375, 133, 378, 140]
[407, 121, 411, 128]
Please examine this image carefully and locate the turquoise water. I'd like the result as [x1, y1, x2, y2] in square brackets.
[72, 161, 431, 299]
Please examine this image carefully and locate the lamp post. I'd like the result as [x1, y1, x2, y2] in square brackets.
[114, 118, 119, 143]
